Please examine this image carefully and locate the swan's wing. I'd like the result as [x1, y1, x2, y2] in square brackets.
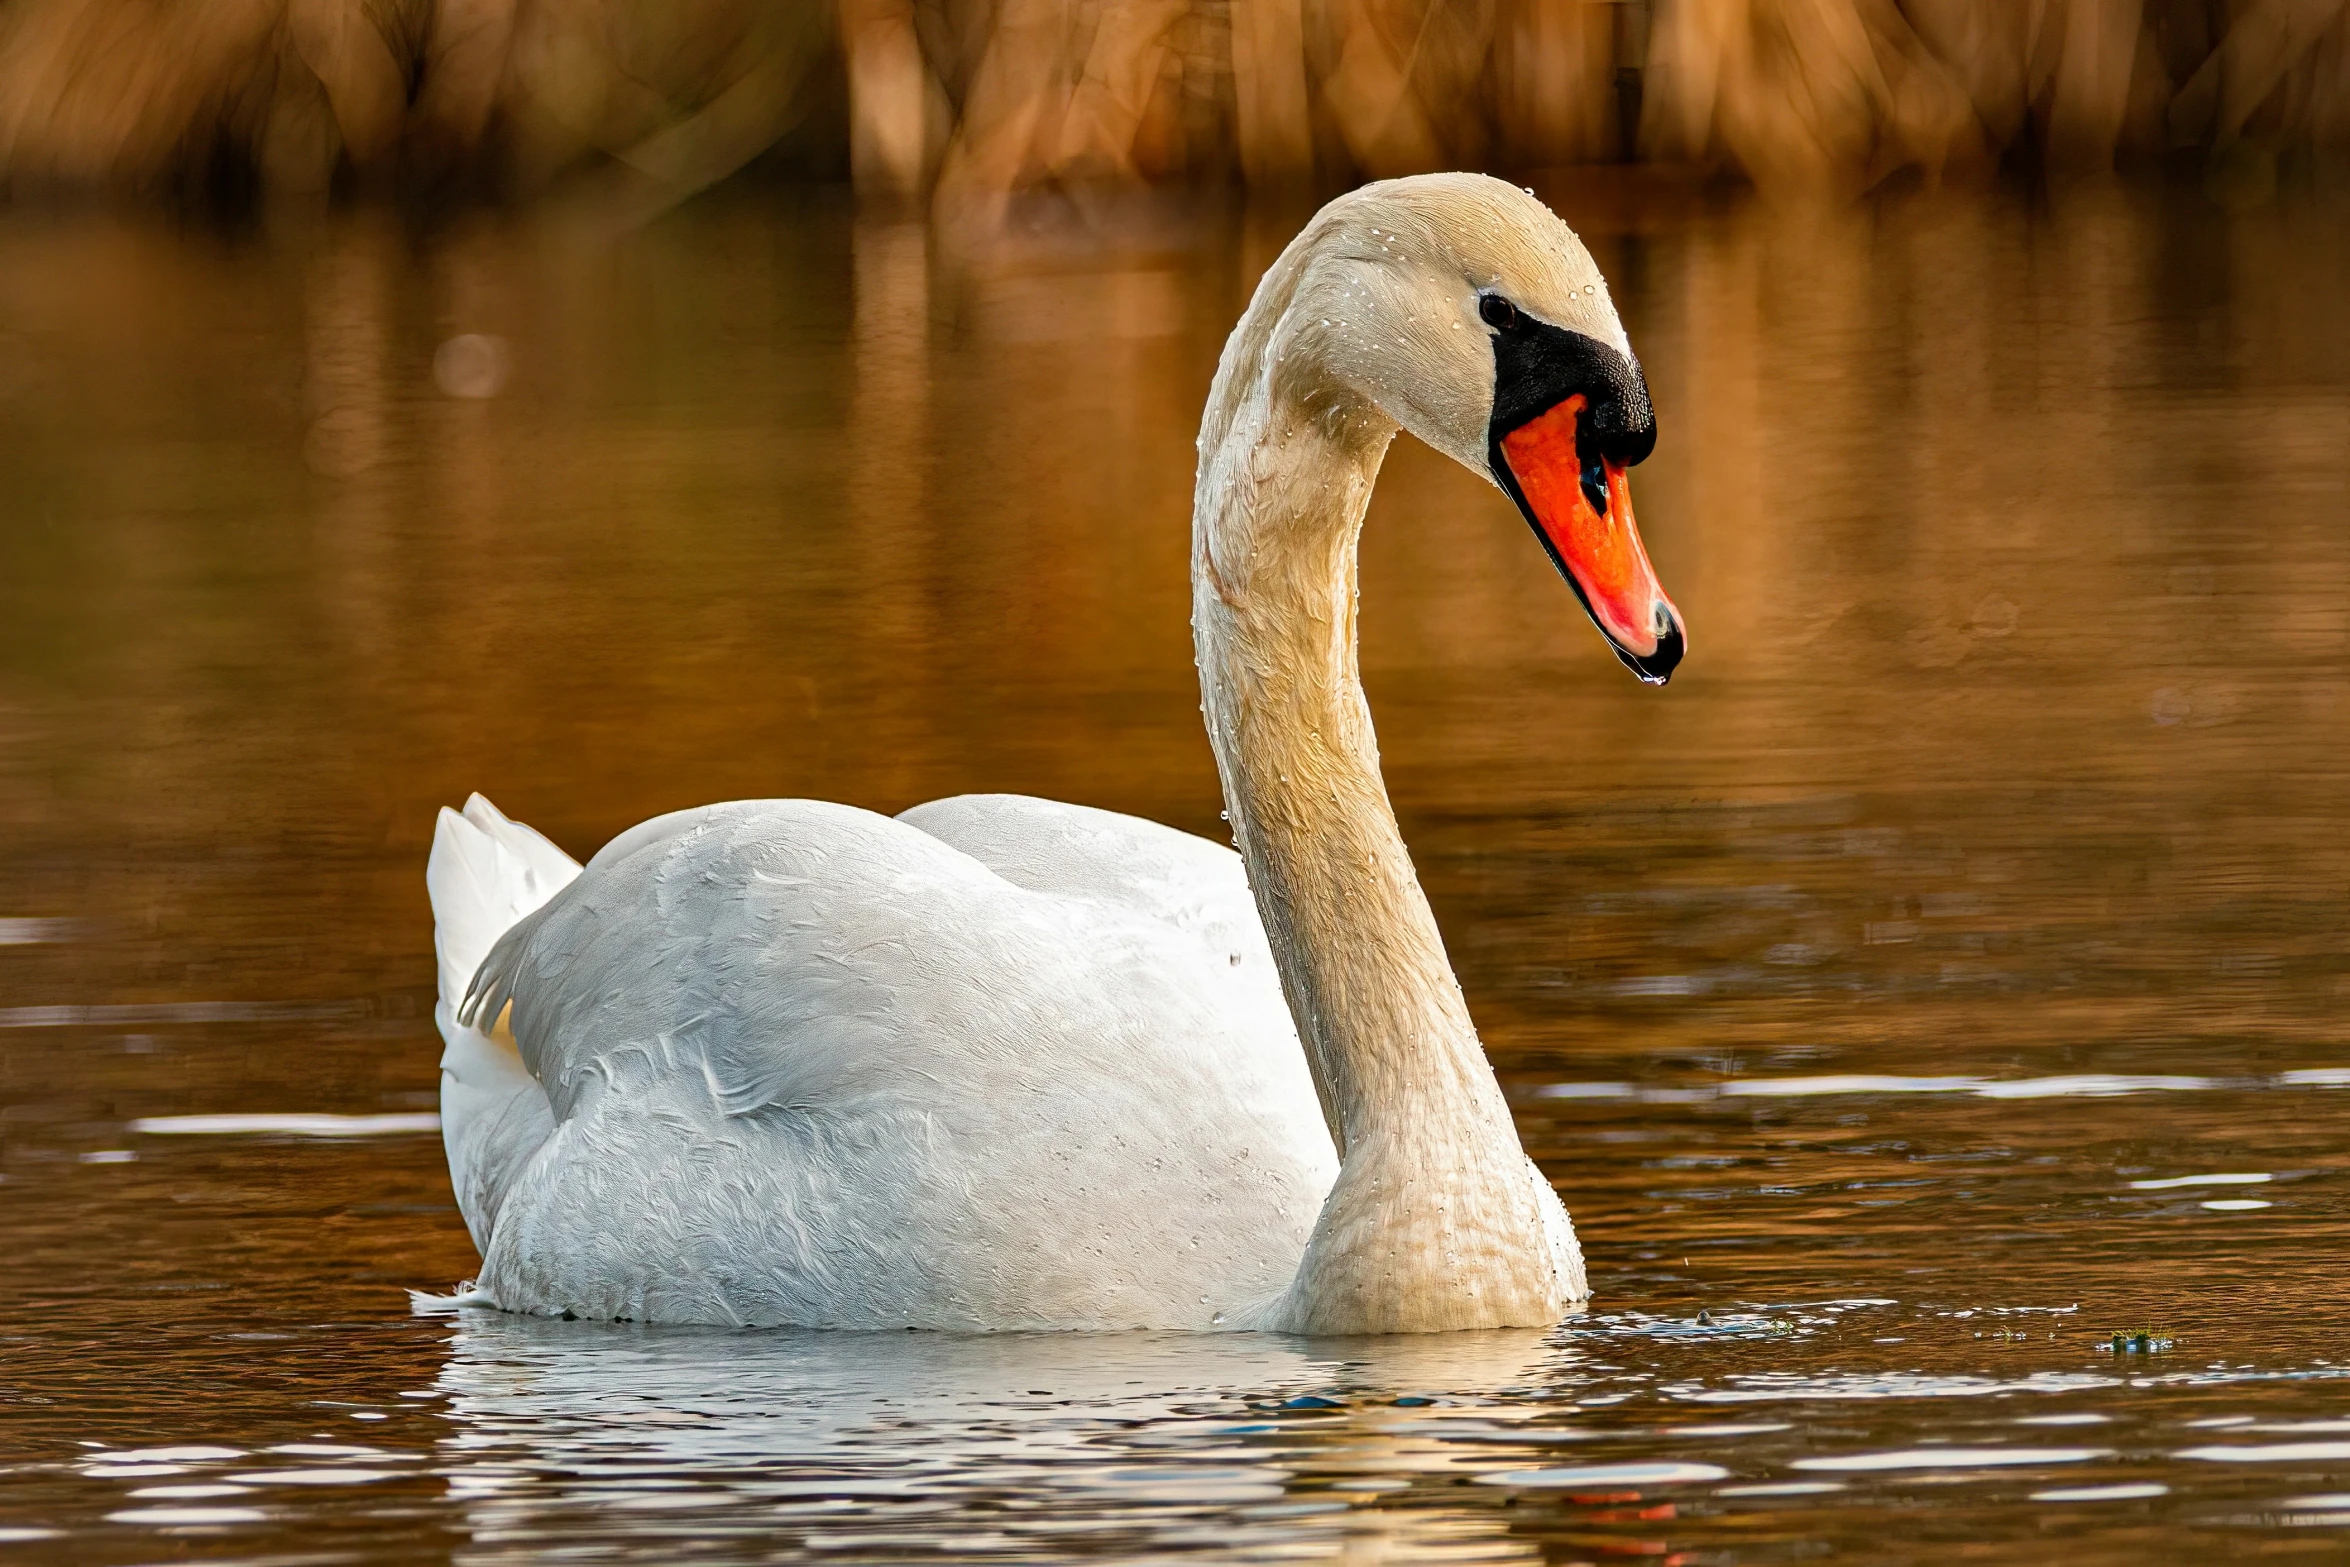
[455, 798, 1334, 1325]
[463, 794, 1300, 1129]
[426, 796, 578, 1251]
[465, 797, 1295, 1125]
[897, 794, 1275, 978]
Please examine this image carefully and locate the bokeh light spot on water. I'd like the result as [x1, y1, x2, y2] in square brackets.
[1, 180, 2348, 1563]
[432, 334, 511, 399]
[1970, 595, 2019, 637]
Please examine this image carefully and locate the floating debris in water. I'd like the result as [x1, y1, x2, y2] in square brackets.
[2100, 1328, 2177, 1355]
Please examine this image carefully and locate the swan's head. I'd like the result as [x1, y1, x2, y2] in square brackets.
[1273, 174, 1683, 683]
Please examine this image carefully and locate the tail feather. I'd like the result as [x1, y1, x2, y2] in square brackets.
[427, 794, 580, 1258]
[429, 793, 580, 1009]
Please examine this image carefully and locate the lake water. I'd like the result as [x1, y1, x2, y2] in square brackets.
[3, 174, 2350, 1563]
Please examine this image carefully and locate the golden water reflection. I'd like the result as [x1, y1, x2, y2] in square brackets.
[2, 177, 2349, 1562]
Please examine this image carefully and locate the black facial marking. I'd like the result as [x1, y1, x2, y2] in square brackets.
[1478, 297, 1656, 474]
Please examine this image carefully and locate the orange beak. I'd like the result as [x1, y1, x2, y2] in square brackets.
[1496, 394, 1684, 683]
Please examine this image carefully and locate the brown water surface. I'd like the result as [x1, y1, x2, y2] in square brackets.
[4, 178, 2350, 1563]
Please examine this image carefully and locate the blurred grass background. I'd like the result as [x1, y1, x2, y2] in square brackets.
[0, 0, 2339, 213]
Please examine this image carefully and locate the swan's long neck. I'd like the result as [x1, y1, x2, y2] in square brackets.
[1194, 390, 1498, 1157]
[1193, 258, 1583, 1334]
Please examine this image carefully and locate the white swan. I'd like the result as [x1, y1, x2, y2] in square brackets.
[426, 173, 1683, 1335]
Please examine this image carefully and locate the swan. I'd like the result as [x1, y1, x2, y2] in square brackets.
[424, 172, 1683, 1335]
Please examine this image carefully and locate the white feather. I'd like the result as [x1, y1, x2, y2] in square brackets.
[423, 175, 1629, 1334]
[427, 795, 578, 1253]
[438, 795, 1334, 1329]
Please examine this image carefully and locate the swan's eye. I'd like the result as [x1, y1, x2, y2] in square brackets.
[1581, 453, 1608, 517]
[1478, 294, 1518, 331]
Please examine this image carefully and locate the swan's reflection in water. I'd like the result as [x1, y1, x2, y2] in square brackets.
[431, 1314, 1585, 1561]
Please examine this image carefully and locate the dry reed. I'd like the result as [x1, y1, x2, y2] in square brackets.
[0, 0, 2344, 206]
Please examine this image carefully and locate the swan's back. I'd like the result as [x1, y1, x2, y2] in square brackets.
[429, 795, 1335, 1329]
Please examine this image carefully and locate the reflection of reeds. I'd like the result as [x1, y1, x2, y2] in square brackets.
[0, 0, 2345, 203]
[0, 0, 835, 202]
